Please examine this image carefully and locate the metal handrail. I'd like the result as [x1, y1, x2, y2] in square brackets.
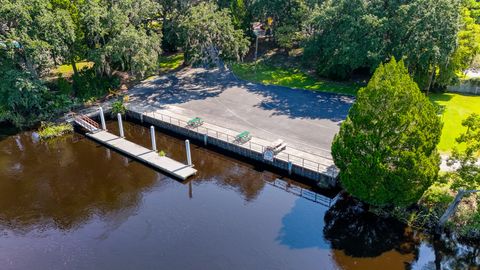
[143, 111, 335, 174]
[80, 115, 100, 128]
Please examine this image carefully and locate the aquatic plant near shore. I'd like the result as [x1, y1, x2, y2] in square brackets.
[37, 122, 73, 140]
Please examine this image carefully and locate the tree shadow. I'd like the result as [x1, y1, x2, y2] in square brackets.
[323, 194, 417, 258]
[128, 67, 354, 122]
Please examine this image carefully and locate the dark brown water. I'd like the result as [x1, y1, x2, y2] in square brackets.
[0, 121, 478, 270]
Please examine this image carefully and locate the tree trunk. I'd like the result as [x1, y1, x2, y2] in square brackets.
[71, 59, 79, 96]
[426, 65, 436, 95]
[437, 189, 479, 231]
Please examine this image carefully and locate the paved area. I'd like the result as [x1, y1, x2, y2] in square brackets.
[87, 130, 197, 180]
[128, 67, 354, 160]
[132, 107, 338, 178]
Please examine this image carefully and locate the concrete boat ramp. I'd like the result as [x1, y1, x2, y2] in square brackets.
[87, 130, 197, 180]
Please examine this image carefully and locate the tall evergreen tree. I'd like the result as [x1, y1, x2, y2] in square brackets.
[332, 58, 442, 207]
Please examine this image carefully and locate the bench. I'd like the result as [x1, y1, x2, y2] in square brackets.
[265, 139, 287, 154]
[187, 117, 204, 128]
[235, 131, 252, 144]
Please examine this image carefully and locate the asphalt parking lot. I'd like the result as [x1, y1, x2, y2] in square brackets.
[129, 67, 354, 158]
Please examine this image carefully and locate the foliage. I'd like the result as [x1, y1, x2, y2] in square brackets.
[231, 62, 359, 95]
[275, 25, 303, 52]
[179, 2, 249, 66]
[331, 58, 442, 207]
[459, 206, 480, 238]
[72, 68, 120, 101]
[37, 122, 73, 140]
[78, 0, 163, 78]
[0, 52, 73, 128]
[218, 0, 251, 32]
[447, 113, 480, 191]
[438, 2, 480, 85]
[430, 93, 480, 153]
[304, 0, 462, 89]
[396, 0, 462, 91]
[303, 0, 386, 80]
[56, 75, 73, 96]
[111, 99, 126, 115]
[158, 150, 166, 157]
[251, 0, 308, 31]
[421, 181, 455, 208]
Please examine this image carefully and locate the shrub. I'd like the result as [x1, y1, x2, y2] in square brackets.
[37, 122, 73, 139]
[111, 99, 126, 115]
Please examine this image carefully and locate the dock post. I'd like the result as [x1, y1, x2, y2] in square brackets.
[150, 126, 157, 152]
[185, 139, 192, 166]
[99, 107, 107, 130]
[204, 134, 208, 146]
[288, 161, 293, 175]
[117, 113, 125, 138]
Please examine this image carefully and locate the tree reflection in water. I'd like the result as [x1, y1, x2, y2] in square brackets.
[0, 131, 162, 233]
[324, 194, 417, 257]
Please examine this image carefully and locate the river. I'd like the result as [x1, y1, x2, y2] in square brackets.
[0, 121, 478, 269]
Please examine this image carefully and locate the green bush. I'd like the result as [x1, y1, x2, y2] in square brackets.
[37, 122, 73, 139]
[420, 181, 454, 208]
[57, 75, 73, 96]
[73, 68, 120, 101]
[111, 99, 126, 115]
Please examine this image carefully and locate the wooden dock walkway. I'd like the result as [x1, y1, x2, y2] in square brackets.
[87, 130, 197, 180]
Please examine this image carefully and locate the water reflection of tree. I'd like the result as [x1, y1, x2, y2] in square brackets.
[0, 132, 161, 233]
[323, 194, 417, 258]
[426, 235, 480, 270]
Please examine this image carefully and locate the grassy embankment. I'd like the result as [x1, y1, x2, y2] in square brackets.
[231, 62, 360, 96]
[232, 62, 480, 153]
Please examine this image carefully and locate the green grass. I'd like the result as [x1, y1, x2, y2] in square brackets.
[430, 93, 480, 153]
[54, 61, 94, 77]
[159, 53, 184, 73]
[231, 62, 360, 95]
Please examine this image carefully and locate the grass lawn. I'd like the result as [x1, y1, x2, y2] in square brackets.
[159, 53, 184, 73]
[231, 62, 361, 95]
[54, 61, 94, 77]
[430, 93, 480, 153]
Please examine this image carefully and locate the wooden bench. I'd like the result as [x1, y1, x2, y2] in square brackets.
[235, 131, 252, 144]
[187, 117, 204, 128]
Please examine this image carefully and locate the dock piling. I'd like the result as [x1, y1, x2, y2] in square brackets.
[117, 113, 125, 138]
[99, 107, 107, 130]
[185, 139, 192, 166]
[288, 161, 293, 175]
[150, 126, 157, 152]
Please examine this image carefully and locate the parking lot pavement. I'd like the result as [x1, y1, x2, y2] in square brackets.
[129, 67, 355, 158]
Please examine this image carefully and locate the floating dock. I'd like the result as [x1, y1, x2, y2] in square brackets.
[87, 130, 197, 180]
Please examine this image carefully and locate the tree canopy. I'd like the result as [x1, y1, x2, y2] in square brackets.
[304, 0, 463, 90]
[332, 58, 442, 207]
[179, 2, 249, 66]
